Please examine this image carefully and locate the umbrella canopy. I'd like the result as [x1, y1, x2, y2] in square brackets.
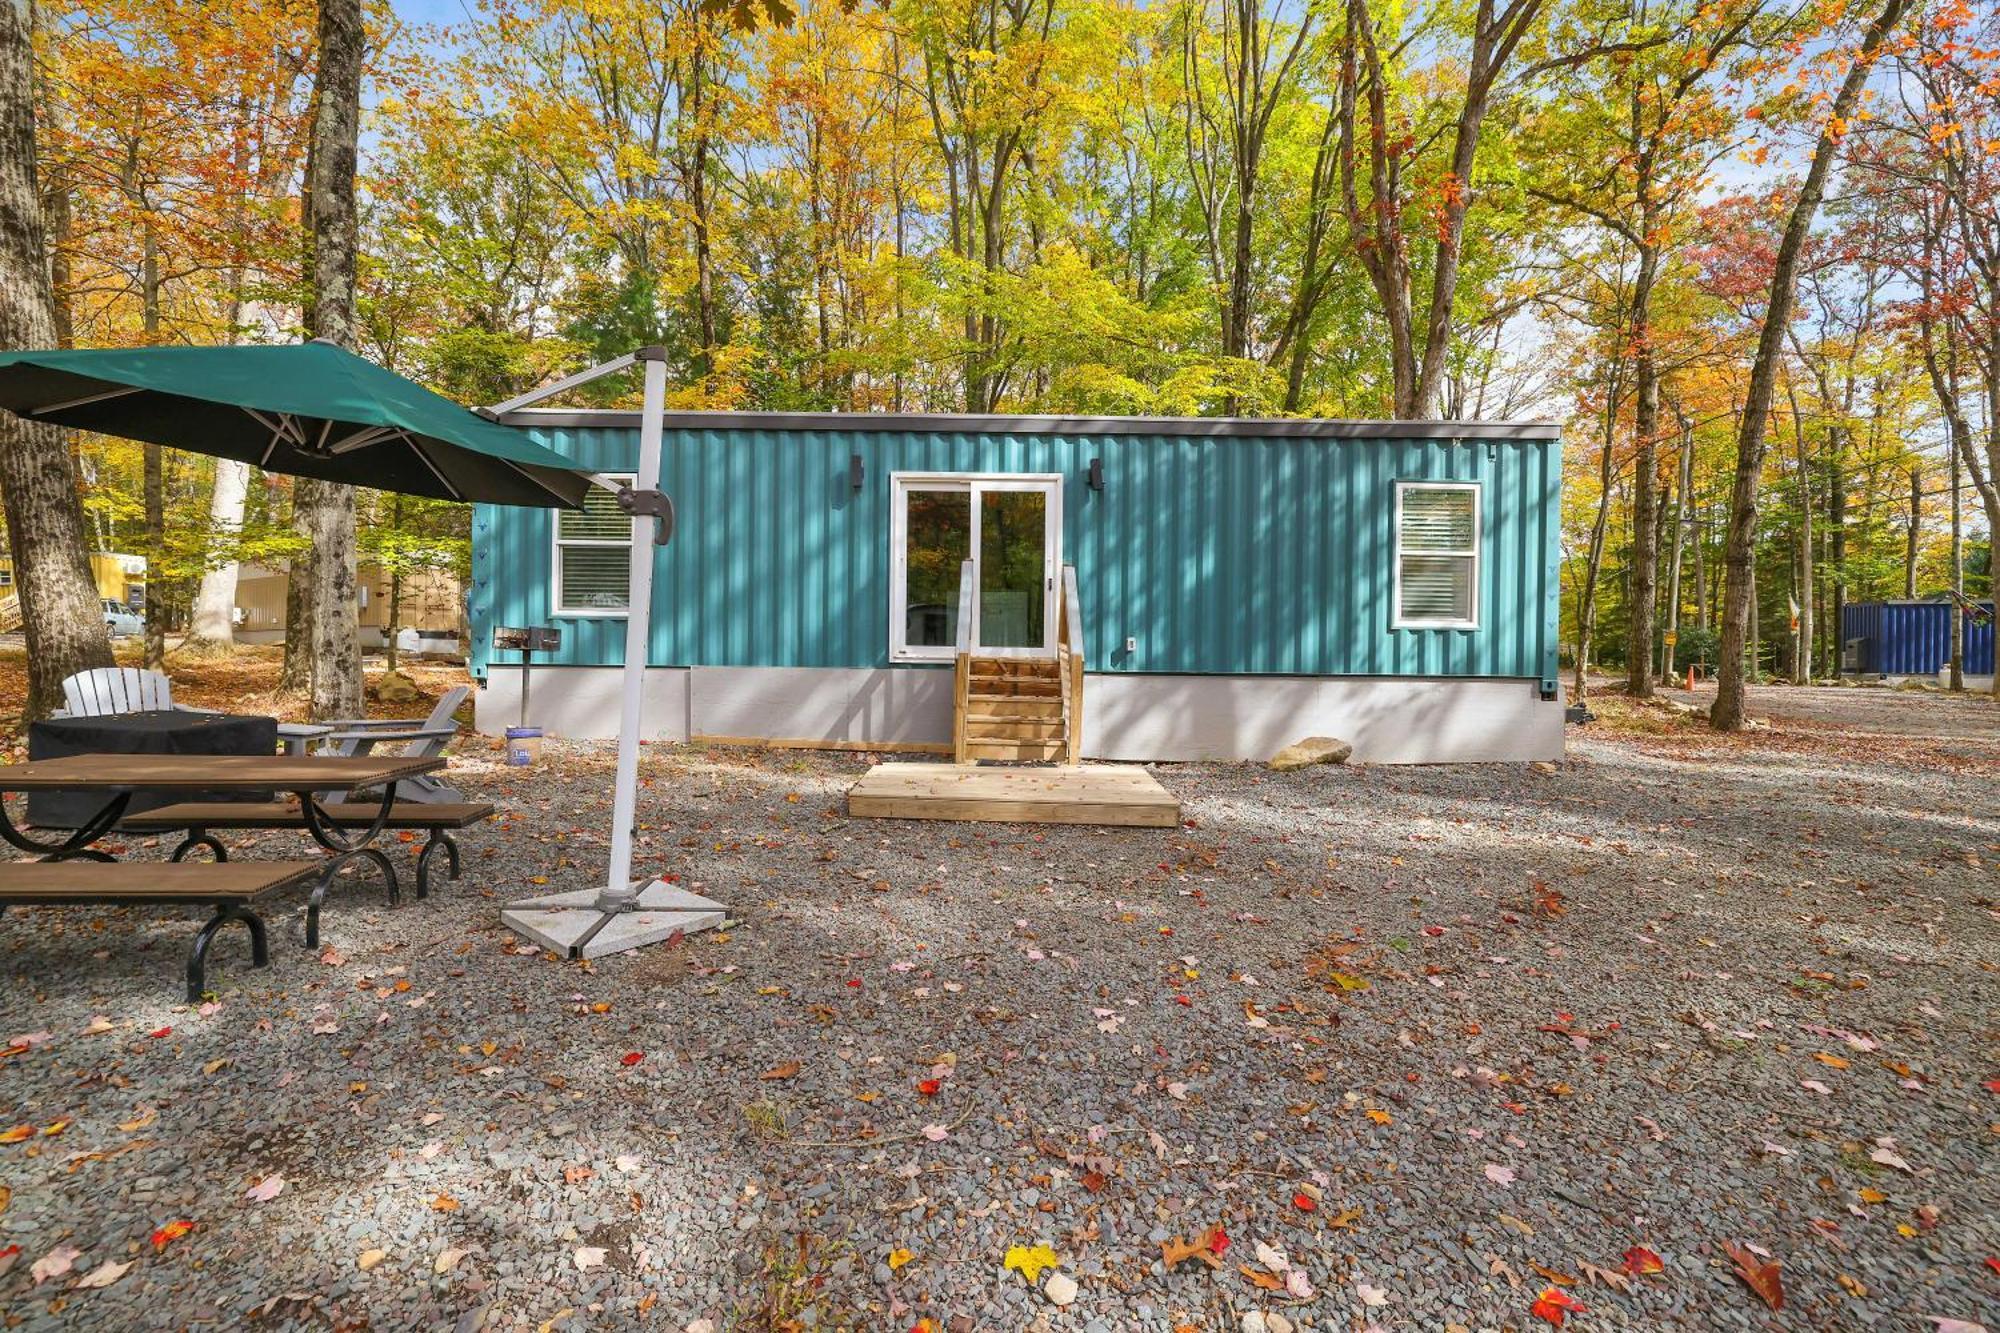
[0, 340, 590, 508]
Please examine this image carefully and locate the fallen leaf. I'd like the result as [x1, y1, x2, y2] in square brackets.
[1291, 1191, 1316, 1212]
[434, 1247, 467, 1275]
[151, 1219, 193, 1249]
[1356, 1280, 1390, 1306]
[1925, 1321, 1989, 1333]
[1240, 1263, 1284, 1291]
[72, 1259, 132, 1290]
[916, 1078, 941, 1096]
[118, 1108, 157, 1133]
[1801, 1079, 1833, 1095]
[1530, 1286, 1588, 1326]
[1160, 1225, 1226, 1270]
[1725, 1241, 1783, 1310]
[1870, 1145, 1913, 1172]
[357, 1249, 385, 1271]
[0, 1125, 30, 1144]
[759, 1061, 801, 1081]
[1484, 1163, 1517, 1186]
[1621, 1245, 1664, 1276]
[431, 1193, 459, 1212]
[1578, 1259, 1631, 1291]
[920, 1124, 949, 1142]
[1003, 1243, 1060, 1284]
[619, 1051, 644, 1067]
[243, 1174, 285, 1203]
[31, 1243, 80, 1285]
[1812, 1052, 1849, 1069]
[886, 1247, 914, 1271]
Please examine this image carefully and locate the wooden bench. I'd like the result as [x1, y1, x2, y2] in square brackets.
[0, 860, 322, 1000]
[121, 801, 494, 899]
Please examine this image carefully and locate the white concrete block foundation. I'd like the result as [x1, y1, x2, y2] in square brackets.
[475, 664, 1561, 764]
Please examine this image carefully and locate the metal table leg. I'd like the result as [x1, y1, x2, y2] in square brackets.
[0, 790, 131, 862]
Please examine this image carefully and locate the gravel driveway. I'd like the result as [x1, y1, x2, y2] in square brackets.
[1, 686, 1995, 1331]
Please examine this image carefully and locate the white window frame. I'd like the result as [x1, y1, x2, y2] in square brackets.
[551, 472, 635, 618]
[1391, 480, 1482, 631]
[889, 472, 1064, 663]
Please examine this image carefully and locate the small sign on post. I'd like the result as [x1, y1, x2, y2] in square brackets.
[493, 625, 562, 742]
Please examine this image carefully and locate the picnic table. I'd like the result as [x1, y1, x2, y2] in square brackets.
[0, 754, 451, 997]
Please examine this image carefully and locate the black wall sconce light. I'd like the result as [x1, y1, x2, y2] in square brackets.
[849, 453, 865, 492]
[1087, 456, 1104, 491]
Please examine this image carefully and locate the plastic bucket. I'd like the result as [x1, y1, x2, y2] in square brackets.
[505, 726, 543, 766]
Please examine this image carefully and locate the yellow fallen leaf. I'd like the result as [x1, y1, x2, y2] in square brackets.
[118, 1108, 157, 1133]
[1813, 1052, 1849, 1070]
[1003, 1243, 1060, 1284]
[0, 1125, 32, 1144]
[1858, 1187, 1887, 1205]
[1365, 1109, 1392, 1125]
[1326, 972, 1370, 991]
[886, 1247, 914, 1271]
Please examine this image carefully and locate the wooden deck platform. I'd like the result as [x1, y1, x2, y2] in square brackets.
[845, 763, 1180, 827]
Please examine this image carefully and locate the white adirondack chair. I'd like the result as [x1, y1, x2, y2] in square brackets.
[53, 667, 217, 718]
[314, 684, 470, 803]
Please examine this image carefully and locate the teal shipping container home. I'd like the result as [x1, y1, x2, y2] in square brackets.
[470, 410, 1563, 764]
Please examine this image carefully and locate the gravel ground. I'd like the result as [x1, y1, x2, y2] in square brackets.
[1, 687, 1996, 1332]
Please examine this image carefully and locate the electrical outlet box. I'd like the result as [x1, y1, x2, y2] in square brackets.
[1124, 636, 1137, 655]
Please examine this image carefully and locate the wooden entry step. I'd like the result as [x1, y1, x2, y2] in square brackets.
[846, 763, 1180, 827]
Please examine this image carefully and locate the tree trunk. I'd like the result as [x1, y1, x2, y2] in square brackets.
[1663, 416, 1692, 681]
[295, 0, 364, 720]
[1828, 424, 1846, 670]
[1710, 0, 1907, 729]
[1949, 440, 1962, 691]
[1573, 379, 1622, 698]
[1626, 248, 1660, 695]
[1903, 463, 1919, 599]
[186, 459, 249, 650]
[0, 0, 114, 719]
[1788, 385, 1811, 684]
[140, 221, 167, 671]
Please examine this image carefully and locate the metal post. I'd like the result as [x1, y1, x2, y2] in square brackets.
[519, 649, 533, 730]
[595, 351, 667, 911]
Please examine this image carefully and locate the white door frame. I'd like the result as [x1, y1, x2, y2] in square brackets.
[890, 472, 1063, 663]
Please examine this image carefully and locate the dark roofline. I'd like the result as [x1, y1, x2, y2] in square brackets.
[493, 407, 1562, 441]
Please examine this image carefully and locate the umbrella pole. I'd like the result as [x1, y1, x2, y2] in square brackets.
[499, 346, 726, 959]
[595, 354, 665, 911]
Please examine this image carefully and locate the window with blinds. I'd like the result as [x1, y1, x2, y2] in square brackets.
[1393, 482, 1479, 629]
[553, 476, 633, 614]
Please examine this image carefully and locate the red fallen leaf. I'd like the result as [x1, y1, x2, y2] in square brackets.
[1530, 1287, 1588, 1326]
[916, 1078, 941, 1096]
[1985, 1079, 2000, 1094]
[619, 1052, 644, 1067]
[1985, 1257, 2000, 1276]
[149, 1026, 172, 1039]
[1175, 995, 1192, 1007]
[1291, 1192, 1316, 1212]
[846, 979, 862, 988]
[1724, 1241, 1783, 1310]
[1207, 1225, 1229, 1255]
[1423, 926, 1445, 936]
[151, 1219, 194, 1250]
[1622, 1245, 1665, 1276]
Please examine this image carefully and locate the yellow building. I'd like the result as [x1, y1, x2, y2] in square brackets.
[233, 563, 464, 650]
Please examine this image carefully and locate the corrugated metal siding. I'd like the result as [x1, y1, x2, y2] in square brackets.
[471, 425, 1561, 684]
[1844, 601, 1995, 675]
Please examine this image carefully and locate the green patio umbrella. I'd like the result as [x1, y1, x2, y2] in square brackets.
[0, 340, 590, 508]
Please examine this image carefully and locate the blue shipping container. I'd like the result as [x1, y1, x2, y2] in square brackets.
[1842, 601, 1995, 676]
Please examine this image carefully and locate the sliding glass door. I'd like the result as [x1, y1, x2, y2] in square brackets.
[891, 474, 1062, 661]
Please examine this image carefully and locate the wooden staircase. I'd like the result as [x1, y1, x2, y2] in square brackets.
[952, 563, 1085, 765]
